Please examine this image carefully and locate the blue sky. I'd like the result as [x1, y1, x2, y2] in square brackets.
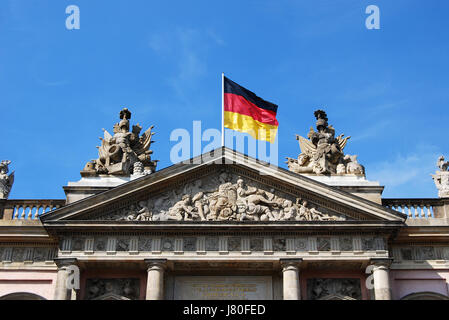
[1, 0, 448, 199]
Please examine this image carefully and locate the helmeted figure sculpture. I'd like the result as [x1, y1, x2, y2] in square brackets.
[0, 160, 14, 199]
[432, 155, 449, 198]
[286, 110, 365, 176]
[81, 108, 158, 176]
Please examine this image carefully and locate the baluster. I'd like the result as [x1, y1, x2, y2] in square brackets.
[13, 205, 19, 219]
[408, 206, 413, 218]
[427, 205, 434, 218]
[35, 206, 41, 219]
[401, 206, 406, 214]
[413, 205, 418, 218]
[420, 205, 425, 218]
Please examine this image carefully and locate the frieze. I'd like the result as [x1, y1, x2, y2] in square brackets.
[0, 246, 57, 263]
[394, 245, 449, 261]
[51, 236, 388, 255]
[91, 172, 348, 222]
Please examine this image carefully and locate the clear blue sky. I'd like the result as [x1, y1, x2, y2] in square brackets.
[1, 0, 448, 199]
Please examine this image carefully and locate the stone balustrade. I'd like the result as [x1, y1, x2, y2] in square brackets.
[382, 198, 443, 219]
[0, 199, 66, 220]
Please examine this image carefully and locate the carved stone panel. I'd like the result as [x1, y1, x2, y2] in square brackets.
[250, 238, 264, 251]
[138, 238, 152, 252]
[206, 237, 219, 251]
[94, 237, 107, 251]
[307, 278, 362, 300]
[72, 238, 85, 251]
[273, 237, 286, 251]
[228, 237, 241, 251]
[340, 238, 353, 251]
[33, 248, 47, 262]
[362, 237, 374, 251]
[317, 238, 331, 251]
[183, 237, 196, 252]
[116, 238, 130, 252]
[161, 238, 174, 252]
[85, 278, 140, 300]
[12, 248, 25, 262]
[295, 238, 308, 251]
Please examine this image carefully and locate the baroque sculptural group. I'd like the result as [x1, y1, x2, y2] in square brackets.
[432, 155, 449, 198]
[0, 160, 14, 199]
[286, 110, 365, 176]
[82, 108, 158, 176]
[99, 172, 346, 222]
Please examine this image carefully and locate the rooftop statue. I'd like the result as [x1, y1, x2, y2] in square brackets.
[286, 110, 365, 176]
[432, 155, 449, 198]
[81, 108, 158, 176]
[0, 160, 14, 199]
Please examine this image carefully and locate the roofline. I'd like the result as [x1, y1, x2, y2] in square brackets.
[41, 147, 406, 222]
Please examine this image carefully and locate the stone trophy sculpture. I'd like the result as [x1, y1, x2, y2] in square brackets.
[432, 156, 449, 198]
[81, 108, 158, 176]
[286, 110, 365, 176]
[0, 160, 14, 199]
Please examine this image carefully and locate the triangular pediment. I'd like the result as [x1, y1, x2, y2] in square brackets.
[41, 148, 406, 225]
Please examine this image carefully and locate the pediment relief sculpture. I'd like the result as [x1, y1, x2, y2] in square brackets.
[81, 108, 158, 177]
[286, 110, 365, 176]
[94, 172, 347, 222]
[432, 155, 449, 198]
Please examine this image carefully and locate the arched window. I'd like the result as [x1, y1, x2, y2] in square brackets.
[401, 292, 449, 300]
[0, 292, 46, 300]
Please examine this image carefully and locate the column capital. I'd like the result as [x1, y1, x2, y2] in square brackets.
[280, 258, 303, 271]
[54, 258, 78, 269]
[144, 259, 167, 271]
[369, 258, 393, 269]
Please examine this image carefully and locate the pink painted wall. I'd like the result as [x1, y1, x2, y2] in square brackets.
[390, 269, 449, 300]
[0, 270, 57, 300]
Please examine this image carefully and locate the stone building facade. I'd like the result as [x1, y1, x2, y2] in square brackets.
[0, 109, 448, 300]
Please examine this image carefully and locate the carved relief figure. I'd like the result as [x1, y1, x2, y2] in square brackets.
[0, 160, 14, 199]
[432, 155, 449, 198]
[82, 108, 158, 176]
[286, 110, 365, 176]
[135, 201, 153, 221]
[96, 173, 347, 222]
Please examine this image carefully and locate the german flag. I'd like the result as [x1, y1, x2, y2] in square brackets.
[224, 76, 278, 143]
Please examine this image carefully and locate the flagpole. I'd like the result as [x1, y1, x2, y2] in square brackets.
[221, 72, 225, 147]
